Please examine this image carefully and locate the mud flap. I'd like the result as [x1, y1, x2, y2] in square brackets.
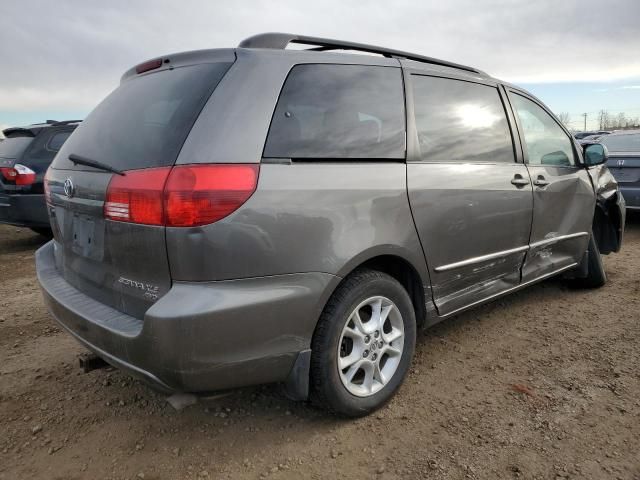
[282, 349, 311, 401]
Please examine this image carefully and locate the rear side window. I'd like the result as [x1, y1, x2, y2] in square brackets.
[47, 131, 72, 152]
[0, 135, 34, 162]
[411, 76, 515, 163]
[264, 64, 405, 159]
[52, 62, 232, 172]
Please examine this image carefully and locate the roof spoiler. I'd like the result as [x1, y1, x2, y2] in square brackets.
[238, 32, 484, 75]
[2, 120, 81, 137]
[2, 127, 36, 137]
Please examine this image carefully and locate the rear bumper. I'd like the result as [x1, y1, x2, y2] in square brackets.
[0, 192, 49, 228]
[36, 241, 338, 393]
[619, 185, 640, 209]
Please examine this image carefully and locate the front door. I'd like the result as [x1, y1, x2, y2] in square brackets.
[507, 90, 594, 281]
[406, 74, 533, 317]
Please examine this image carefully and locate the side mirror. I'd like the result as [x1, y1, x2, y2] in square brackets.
[583, 143, 608, 166]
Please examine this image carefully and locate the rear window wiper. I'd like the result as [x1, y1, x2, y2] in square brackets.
[68, 153, 126, 176]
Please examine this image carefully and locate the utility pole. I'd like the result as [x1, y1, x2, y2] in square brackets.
[582, 113, 588, 131]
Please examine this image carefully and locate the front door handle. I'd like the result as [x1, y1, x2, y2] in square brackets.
[533, 176, 550, 187]
[511, 175, 530, 187]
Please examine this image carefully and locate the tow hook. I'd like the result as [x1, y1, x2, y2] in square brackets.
[78, 353, 109, 373]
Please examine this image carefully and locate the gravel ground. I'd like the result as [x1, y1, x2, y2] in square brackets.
[0, 215, 638, 480]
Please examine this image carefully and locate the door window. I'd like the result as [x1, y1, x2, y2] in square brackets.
[47, 131, 72, 152]
[264, 64, 405, 159]
[511, 94, 575, 167]
[411, 75, 515, 163]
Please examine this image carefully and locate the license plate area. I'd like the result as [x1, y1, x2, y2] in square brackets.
[71, 214, 104, 261]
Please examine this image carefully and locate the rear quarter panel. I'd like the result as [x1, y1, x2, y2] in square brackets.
[166, 162, 428, 284]
[168, 49, 428, 285]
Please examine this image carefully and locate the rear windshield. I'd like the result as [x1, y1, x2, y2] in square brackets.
[600, 133, 640, 152]
[0, 135, 34, 162]
[52, 62, 232, 172]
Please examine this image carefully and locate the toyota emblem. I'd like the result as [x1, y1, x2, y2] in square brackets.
[63, 178, 75, 198]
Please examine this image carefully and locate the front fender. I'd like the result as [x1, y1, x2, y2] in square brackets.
[589, 165, 625, 254]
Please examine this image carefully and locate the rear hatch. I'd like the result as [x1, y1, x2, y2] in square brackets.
[602, 134, 640, 187]
[607, 155, 640, 185]
[46, 56, 234, 319]
[0, 131, 36, 195]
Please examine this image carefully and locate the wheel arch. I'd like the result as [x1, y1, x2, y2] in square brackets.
[284, 249, 431, 402]
[331, 248, 430, 329]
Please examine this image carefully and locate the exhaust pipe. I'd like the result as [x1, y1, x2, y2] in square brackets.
[78, 353, 109, 373]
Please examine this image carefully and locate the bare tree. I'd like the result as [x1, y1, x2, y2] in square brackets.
[598, 110, 611, 130]
[616, 112, 628, 129]
[556, 112, 571, 127]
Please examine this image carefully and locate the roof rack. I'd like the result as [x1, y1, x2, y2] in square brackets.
[238, 32, 483, 75]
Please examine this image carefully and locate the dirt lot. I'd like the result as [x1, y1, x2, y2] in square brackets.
[0, 216, 638, 480]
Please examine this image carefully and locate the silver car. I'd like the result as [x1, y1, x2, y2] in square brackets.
[36, 33, 625, 416]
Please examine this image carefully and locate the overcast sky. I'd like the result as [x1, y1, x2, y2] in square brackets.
[2, 0, 640, 132]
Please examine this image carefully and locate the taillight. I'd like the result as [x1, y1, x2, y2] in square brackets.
[44, 169, 52, 204]
[104, 164, 259, 227]
[164, 164, 259, 227]
[0, 164, 36, 186]
[104, 168, 170, 225]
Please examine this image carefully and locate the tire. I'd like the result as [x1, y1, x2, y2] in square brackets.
[310, 269, 416, 417]
[573, 233, 607, 288]
[29, 227, 53, 238]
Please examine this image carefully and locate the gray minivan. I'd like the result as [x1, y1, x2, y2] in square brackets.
[37, 33, 625, 416]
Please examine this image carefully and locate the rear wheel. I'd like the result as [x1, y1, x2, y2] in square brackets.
[310, 269, 416, 417]
[573, 233, 607, 288]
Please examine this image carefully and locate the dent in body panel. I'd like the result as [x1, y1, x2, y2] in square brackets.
[592, 163, 619, 200]
[521, 166, 594, 281]
[433, 252, 527, 314]
[406, 163, 533, 316]
[166, 163, 427, 284]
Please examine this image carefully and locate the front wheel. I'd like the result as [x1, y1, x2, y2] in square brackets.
[310, 269, 416, 417]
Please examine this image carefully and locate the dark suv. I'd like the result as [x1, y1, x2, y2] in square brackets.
[0, 120, 79, 235]
[36, 34, 624, 416]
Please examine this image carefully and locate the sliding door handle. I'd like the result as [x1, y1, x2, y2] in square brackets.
[511, 175, 530, 187]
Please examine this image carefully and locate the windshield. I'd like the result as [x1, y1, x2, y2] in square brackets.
[52, 62, 232, 172]
[600, 133, 640, 152]
[0, 135, 34, 163]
